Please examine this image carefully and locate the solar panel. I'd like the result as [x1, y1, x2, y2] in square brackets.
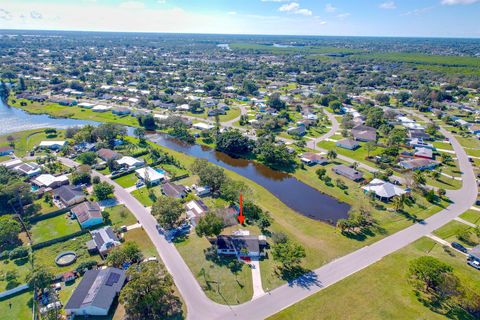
[105, 272, 120, 286]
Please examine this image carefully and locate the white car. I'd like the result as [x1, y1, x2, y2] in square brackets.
[467, 259, 480, 270]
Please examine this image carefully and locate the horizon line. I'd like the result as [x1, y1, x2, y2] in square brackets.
[1, 28, 479, 40]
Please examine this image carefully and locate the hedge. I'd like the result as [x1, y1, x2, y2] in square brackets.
[31, 229, 88, 251]
[28, 207, 71, 223]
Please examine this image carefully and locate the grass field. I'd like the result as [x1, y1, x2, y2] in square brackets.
[316, 140, 383, 165]
[30, 214, 81, 244]
[0, 290, 33, 320]
[0, 255, 32, 292]
[268, 237, 480, 320]
[123, 228, 157, 258]
[0, 129, 66, 157]
[459, 210, 480, 226]
[433, 221, 480, 248]
[113, 172, 138, 188]
[432, 141, 453, 151]
[104, 205, 137, 228]
[33, 233, 103, 275]
[131, 186, 162, 207]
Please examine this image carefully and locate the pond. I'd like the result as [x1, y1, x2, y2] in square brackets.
[0, 99, 101, 135]
[148, 134, 351, 224]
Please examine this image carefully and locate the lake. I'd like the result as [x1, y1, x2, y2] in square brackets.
[148, 134, 351, 224]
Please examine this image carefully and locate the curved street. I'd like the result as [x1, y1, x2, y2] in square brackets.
[59, 110, 478, 320]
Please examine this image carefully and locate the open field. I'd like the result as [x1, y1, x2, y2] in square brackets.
[30, 214, 81, 244]
[459, 210, 480, 226]
[433, 221, 480, 248]
[113, 172, 138, 188]
[0, 290, 33, 320]
[0, 129, 66, 157]
[268, 237, 480, 320]
[104, 205, 137, 228]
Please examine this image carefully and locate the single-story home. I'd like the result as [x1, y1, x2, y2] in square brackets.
[135, 166, 164, 185]
[116, 156, 144, 169]
[0, 158, 23, 169]
[112, 107, 131, 116]
[92, 105, 111, 112]
[414, 147, 434, 160]
[97, 148, 122, 162]
[65, 267, 126, 317]
[86, 226, 121, 258]
[351, 125, 376, 142]
[195, 185, 211, 197]
[32, 174, 69, 189]
[72, 201, 103, 229]
[185, 199, 209, 226]
[398, 158, 439, 171]
[39, 141, 67, 150]
[409, 138, 435, 150]
[215, 235, 267, 257]
[193, 123, 214, 131]
[78, 102, 95, 109]
[287, 126, 306, 136]
[362, 178, 406, 201]
[332, 165, 363, 181]
[162, 182, 187, 199]
[14, 162, 42, 177]
[208, 109, 226, 116]
[300, 152, 328, 165]
[0, 146, 14, 156]
[53, 185, 86, 206]
[336, 138, 359, 150]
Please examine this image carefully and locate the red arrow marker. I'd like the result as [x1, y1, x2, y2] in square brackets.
[238, 193, 245, 224]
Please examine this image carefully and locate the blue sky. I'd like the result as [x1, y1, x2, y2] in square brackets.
[0, 0, 479, 37]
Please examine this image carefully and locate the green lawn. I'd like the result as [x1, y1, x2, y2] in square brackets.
[269, 237, 480, 320]
[30, 214, 81, 244]
[175, 231, 253, 305]
[113, 172, 138, 188]
[131, 186, 162, 207]
[0, 290, 33, 320]
[33, 198, 59, 215]
[432, 141, 453, 151]
[124, 228, 157, 258]
[0, 129, 67, 157]
[316, 140, 383, 165]
[459, 210, 480, 225]
[425, 176, 462, 190]
[0, 255, 32, 292]
[33, 233, 103, 275]
[104, 205, 137, 228]
[433, 221, 480, 248]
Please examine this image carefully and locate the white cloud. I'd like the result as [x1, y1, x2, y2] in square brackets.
[0, 8, 12, 20]
[279, 2, 312, 16]
[336, 13, 351, 19]
[30, 11, 42, 19]
[380, 1, 397, 9]
[441, 0, 479, 4]
[119, 1, 145, 10]
[157, 0, 167, 4]
[261, 0, 288, 2]
[401, 6, 435, 16]
[325, 4, 336, 13]
[228, 11, 237, 15]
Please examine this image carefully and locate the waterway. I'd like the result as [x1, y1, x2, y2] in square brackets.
[148, 134, 351, 224]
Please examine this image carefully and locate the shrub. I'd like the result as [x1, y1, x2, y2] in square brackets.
[9, 246, 29, 260]
[75, 260, 97, 274]
[92, 176, 101, 184]
[0, 250, 10, 260]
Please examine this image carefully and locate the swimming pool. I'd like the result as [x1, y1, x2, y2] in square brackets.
[155, 168, 166, 174]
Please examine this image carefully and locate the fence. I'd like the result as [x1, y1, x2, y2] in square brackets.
[31, 229, 88, 251]
[28, 207, 71, 223]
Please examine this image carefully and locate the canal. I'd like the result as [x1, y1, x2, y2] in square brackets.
[148, 134, 351, 224]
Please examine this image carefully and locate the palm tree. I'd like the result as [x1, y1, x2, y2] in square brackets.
[431, 170, 441, 181]
[327, 149, 337, 160]
[392, 195, 405, 212]
[352, 162, 359, 170]
[413, 171, 426, 188]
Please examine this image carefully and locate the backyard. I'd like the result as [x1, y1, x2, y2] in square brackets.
[30, 214, 81, 244]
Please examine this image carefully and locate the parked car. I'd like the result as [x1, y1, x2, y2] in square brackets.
[469, 157, 474, 163]
[467, 259, 480, 270]
[451, 242, 468, 253]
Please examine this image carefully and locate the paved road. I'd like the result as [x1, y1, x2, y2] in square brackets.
[58, 109, 478, 320]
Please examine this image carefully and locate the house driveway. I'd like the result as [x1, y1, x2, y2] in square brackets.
[249, 258, 265, 300]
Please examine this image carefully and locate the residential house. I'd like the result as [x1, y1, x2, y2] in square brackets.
[86, 226, 121, 258]
[300, 152, 328, 166]
[195, 186, 211, 197]
[116, 156, 144, 169]
[14, 162, 42, 177]
[72, 201, 103, 228]
[409, 138, 435, 150]
[208, 108, 226, 116]
[185, 200, 209, 226]
[32, 174, 69, 189]
[162, 182, 187, 199]
[469, 125, 480, 135]
[332, 165, 363, 181]
[287, 126, 306, 136]
[112, 107, 130, 115]
[53, 185, 86, 206]
[135, 166, 164, 185]
[0, 158, 23, 169]
[64, 267, 126, 317]
[362, 178, 406, 201]
[215, 235, 267, 257]
[97, 149, 122, 162]
[0, 146, 14, 156]
[351, 125, 376, 142]
[39, 141, 67, 150]
[193, 123, 214, 131]
[336, 138, 359, 150]
[408, 129, 431, 141]
[414, 147, 434, 160]
[398, 158, 439, 171]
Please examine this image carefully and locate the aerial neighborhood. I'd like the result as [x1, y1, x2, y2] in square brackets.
[0, 21, 480, 320]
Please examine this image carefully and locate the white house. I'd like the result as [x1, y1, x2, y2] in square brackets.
[135, 166, 164, 185]
[362, 178, 406, 201]
[193, 123, 214, 131]
[116, 156, 144, 169]
[32, 174, 69, 188]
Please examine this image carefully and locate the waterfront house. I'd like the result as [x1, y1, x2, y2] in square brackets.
[300, 152, 328, 166]
[332, 165, 363, 181]
[135, 166, 164, 185]
[185, 199, 209, 226]
[116, 156, 144, 169]
[215, 235, 267, 257]
[362, 178, 406, 201]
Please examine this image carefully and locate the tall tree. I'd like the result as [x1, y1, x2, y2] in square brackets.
[152, 195, 184, 229]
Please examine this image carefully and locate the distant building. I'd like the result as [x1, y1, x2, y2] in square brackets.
[398, 158, 439, 171]
[351, 125, 376, 142]
[336, 138, 359, 150]
[13, 162, 42, 177]
[65, 267, 126, 316]
[0, 146, 14, 156]
[300, 152, 328, 166]
[332, 165, 363, 181]
[53, 185, 86, 206]
[97, 148, 122, 162]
